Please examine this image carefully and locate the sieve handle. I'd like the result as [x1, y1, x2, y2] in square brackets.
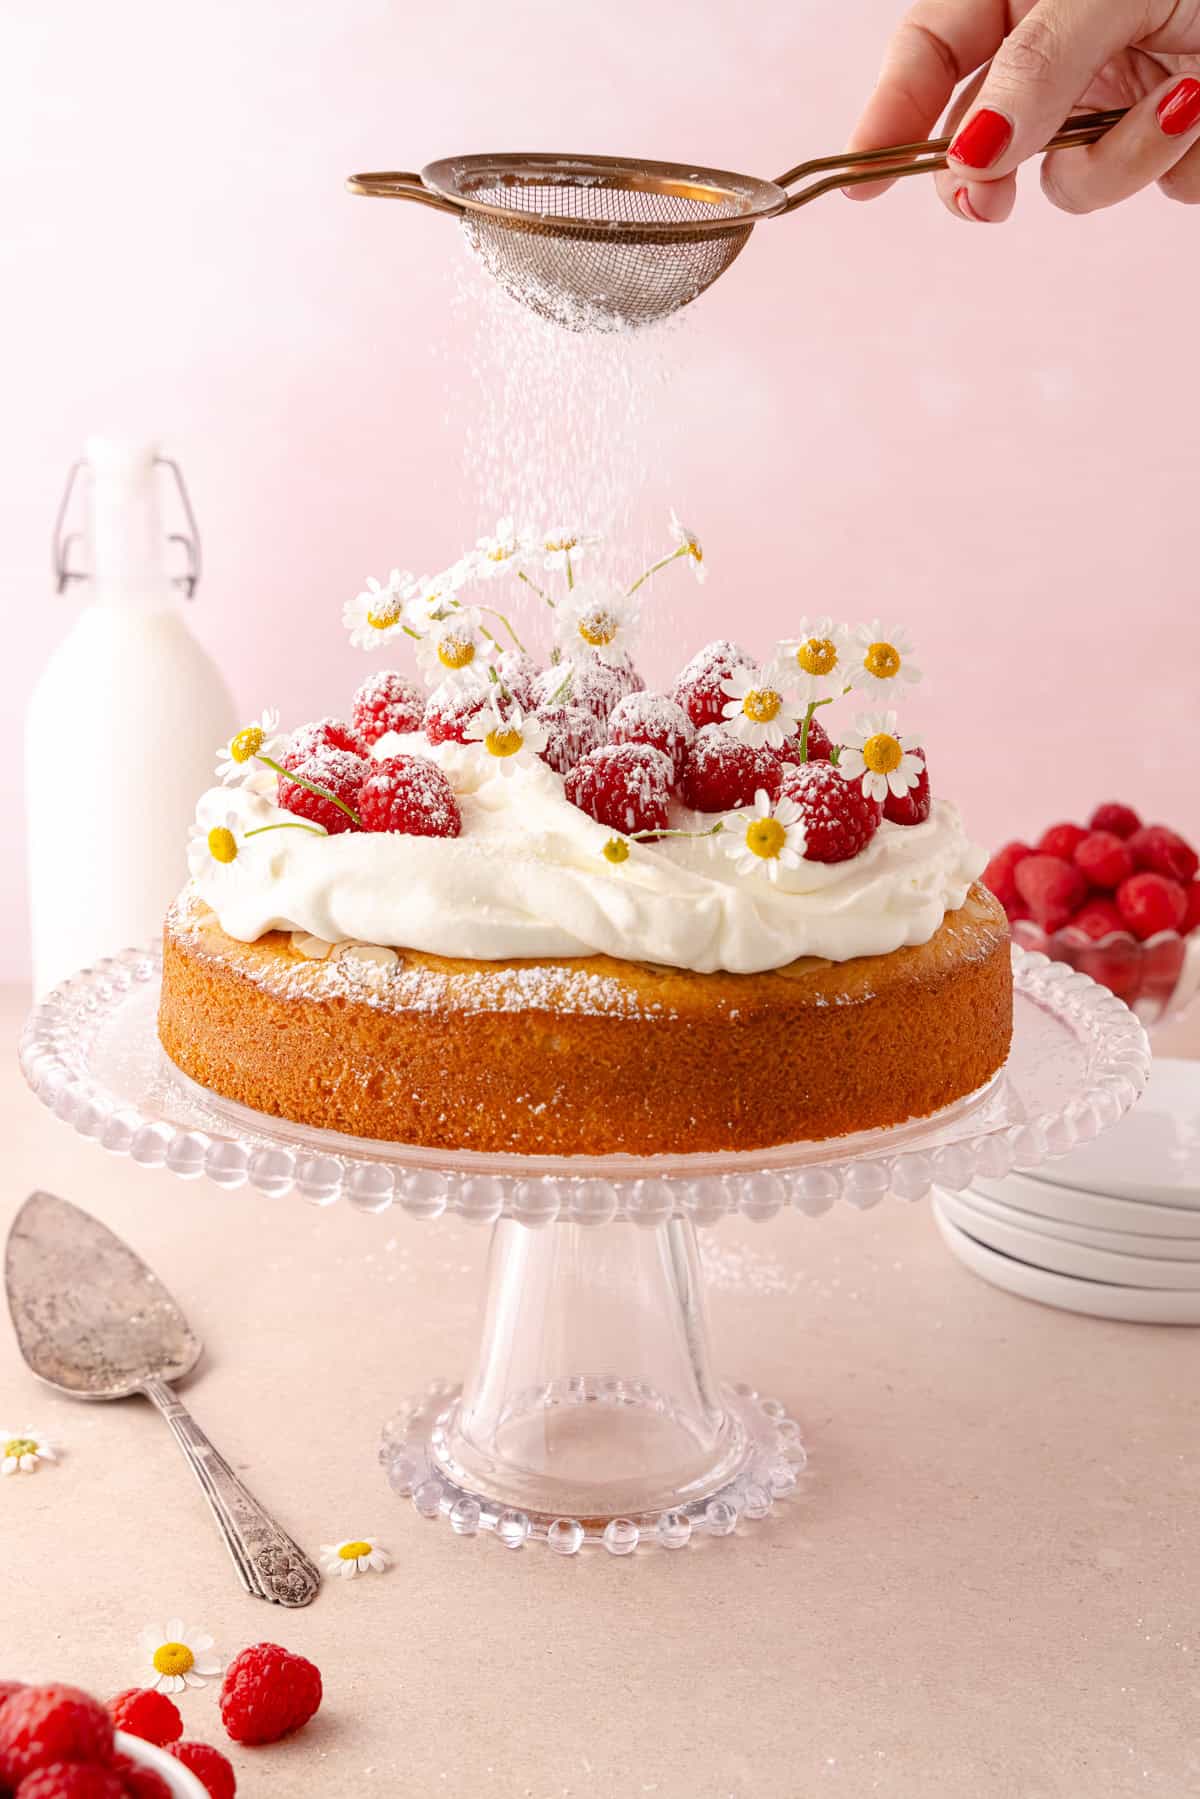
[774, 108, 1127, 212]
[345, 171, 464, 216]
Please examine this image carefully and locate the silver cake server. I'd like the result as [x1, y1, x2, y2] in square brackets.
[5, 1191, 320, 1607]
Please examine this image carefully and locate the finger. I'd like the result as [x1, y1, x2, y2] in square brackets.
[1040, 73, 1200, 213]
[1159, 126, 1200, 204]
[932, 68, 1020, 221]
[845, 0, 1007, 200]
[945, 0, 1160, 184]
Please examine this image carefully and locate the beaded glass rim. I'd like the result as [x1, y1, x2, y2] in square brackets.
[19, 945, 1150, 1223]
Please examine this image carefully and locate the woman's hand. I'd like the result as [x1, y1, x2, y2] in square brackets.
[847, 0, 1200, 220]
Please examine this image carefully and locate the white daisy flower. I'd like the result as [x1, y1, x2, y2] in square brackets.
[414, 606, 490, 688]
[724, 790, 807, 882]
[555, 582, 639, 667]
[771, 619, 852, 705]
[343, 570, 414, 651]
[1, 1428, 57, 1476]
[668, 509, 705, 582]
[541, 528, 599, 575]
[137, 1620, 222, 1694]
[215, 709, 289, 786]
[720, 667, 803, 750]
[405, 564, 473, 630]
[463, 701, 548, 776]
[853, 621, 922, 699]
[840, 711, 925, 802]
[187, 812, 247, 880]
[474, 516, 531, 580]
[320, 1536, 392, 1580]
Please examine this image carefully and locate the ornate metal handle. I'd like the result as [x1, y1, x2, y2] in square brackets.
[141, 1378, 320, 1608]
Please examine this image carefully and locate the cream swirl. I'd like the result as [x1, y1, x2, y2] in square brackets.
[191, 735, 986, 975]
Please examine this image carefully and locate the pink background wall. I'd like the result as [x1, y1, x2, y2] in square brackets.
[4, 0, 1197, 982]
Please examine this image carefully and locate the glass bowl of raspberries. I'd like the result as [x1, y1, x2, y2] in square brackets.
[983, 805, 1200, 1026]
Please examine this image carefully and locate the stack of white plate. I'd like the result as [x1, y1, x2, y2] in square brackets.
[933, 1058, 1200, 1323]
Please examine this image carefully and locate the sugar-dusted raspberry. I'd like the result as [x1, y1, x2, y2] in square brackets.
[678, 725, 782, 814]
[1088, 802, 1141, 840]
[779, 760, 880, 864]
[358, 754, 462, 837]
[981, 841, 1034, 909]
[608, 693, 695, 781]
[110, 1754, 173, 1799]
[105, 1692, 181, 1749]
[1184, 882, 1200, 936]
[1037, 821, 1088, 861]
[493, 650, 542, 710]
[535, 657, 631, 723]
[883, 751, 931, 827]
[0, 1683, 27, 1711]
[1014, 854, 1090, 934]
[423, 681, 489, 745]
[276, 748, 367, 835]
[534, 704, 604, 776]
[219, 1643, 322, 1748]
[1068, 897, 1125, 942]
[0, 1687, 114, 1788]
[564, 743, 674, 835]
[164, 1742, 236, 1799]
[1128, 824, 1199, 885]
[671, 640, 754, 729]
[1116, 871, 1188, 941]
[775, 713, 832, 767]
[14, 1762, 123, 1799]
[278, 718, 366, 771]
[351, 670, 425, 745]
[1073, 830, 1134, 890]
[599, 648, 646, 704]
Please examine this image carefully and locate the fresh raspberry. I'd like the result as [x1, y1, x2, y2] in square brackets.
[981, 841, 1035, 909]
[219, 1643, 322, 1748]
[883, 751, 931, 827]
[774, 714, 832, 767]
[1128, 824, 1199, 885]
[358, 754, 462, 837]
[564, 743, 674, 835]
[1184, 882, 1200, 936]
[1013, 854, 1089, 934]
[678, 726, 782, 813]
[0, 1687, 114, 1787]
[351, 670, 425, 745]
[105, 1694, 181, 1751]
[423, 681, 489, 745]
[534, 704, 604, 776]
[1116, 871, 1188, 941]
[164, 1743, 236, 1799]
[1073, 830, 1134, 890]
[1068, 897, 1125, 942]
[1037, 822, 1088, 861]
[276, 748, 367, 835]
[671, 640, 754, 729]
[0, 1683, 27, 1711]
[1088, 802, 1141, 840]
[608, 693, 695, 781]
[278, 718, 366, 770]
[110, 1755, 173, 1799]
[535, 657, 632, 723]
[779, 760, 880, 864]
[14, 1762, 123, 1799]
[493, 650, 541, 710]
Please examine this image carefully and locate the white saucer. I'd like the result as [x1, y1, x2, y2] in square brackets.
[1021, 1057, 1200, 1207]
[936, 1188, 1200, 1288]
[932, 1201, 1200, 1324]
[972, 1168, 1200, 1240]
[955, 1183, 1200, 1262]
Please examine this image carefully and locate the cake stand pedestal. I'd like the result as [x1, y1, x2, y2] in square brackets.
[20, 947, 1150, 1555]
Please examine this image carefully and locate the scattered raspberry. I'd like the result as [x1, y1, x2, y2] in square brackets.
[774, 714, 832, 767]
[670, 640, 754, 728]
[608, 693, 695, 781]
[1013, 854, 1089, 934]
[1184, 882, 1200, 936]
[14, 1762, 123, 1799]
[1088, 802, 1141, 840]
[358, 754, 462, 837]
[278, 718, 366, 770]
[1116, 871, 1188, 941]
[219, 1643, 322, 1748]
[883, 751, 931, 827]
[105, 1693, 181, 1750]
[493, 650, 541, 710]
[1068, 898, 1125, 942]
[535, 656, 632, 723]
[1037, 822, 1088, 861]
[423, 681, 489, 745]
[0, 1687, 114, 1788]
[110, 1755, 172, 1799]
[165, 1742, 236, 1799]
[779, 760, 880, 864]
[1073, 830, 1134, 890]
[678, 726, 782, 813]
[534, 704, 604, 776]
[981, 841, 1034, 909]
[276, 748, 367, 835]
[350, 670, 425, 745]
[564, 743, 674, 835]
[1128, 824, 1199, 885]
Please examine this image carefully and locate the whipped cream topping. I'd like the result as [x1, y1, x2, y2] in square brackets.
[190, 735, 986, 976]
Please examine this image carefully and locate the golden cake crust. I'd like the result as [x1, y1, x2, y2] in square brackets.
[158, 885, 1013, 1156]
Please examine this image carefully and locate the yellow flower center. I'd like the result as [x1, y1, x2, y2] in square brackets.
[603, 837, 630, 864]
[338, 1540, 373, 1561]
[207, 826, 238, 865]
[366, 594, 403, 631]
[863, 641, 901, 680]
[545, 535, 578, 553]
[862, 732, 903, 775]
[687, 541, 702, 562]
[229, 726, 264, 764]
[484, 726, 523, 759]
[152, 1643, 195, 1678]
[796, 637, 838, 678]
[438, 634, 476, 671]
[578, 609, 619, 649]
[742, 687, 782, 725]
[487, 545, 509, 562]
[5, 1437, 37, 1460]
[745, 817, 787, 860]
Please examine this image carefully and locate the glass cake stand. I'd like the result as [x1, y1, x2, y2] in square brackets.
[20, 946, 1150, 1555]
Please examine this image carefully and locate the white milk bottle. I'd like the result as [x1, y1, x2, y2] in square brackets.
[25, 439, 237, 995]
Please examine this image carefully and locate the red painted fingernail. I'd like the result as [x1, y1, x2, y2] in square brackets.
[954, 185, 984, 221]
[948, 108, 1013, 169]
[1157, 77, 1200, 137]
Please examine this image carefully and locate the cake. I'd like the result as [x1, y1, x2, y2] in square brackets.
[159, 519, 1012, 1156]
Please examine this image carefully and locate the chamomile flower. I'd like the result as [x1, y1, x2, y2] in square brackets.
[720, 667, 803, 750]
[771, 619, 852, 705]
[541, 528, 599, 575]
[840, 711, 924, 802]
[724, 790, 807, 881]
[1, 1428, 57, 1476]
[320, 1537, 392, 1580]
[414, 606, 490, 688]
[137, 1620, 222, 1694]
[215, 709, 289, 786]
[406, 566, 471, 630]
[474, 516, 531, 579]
[853, 621, 922, 699]
[462, 701, 548, 776]
[668, 509, 706, 582]
[555, 582, 639, 667]
[343, 570, 414, 651]
[187, 812, 246, 879]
